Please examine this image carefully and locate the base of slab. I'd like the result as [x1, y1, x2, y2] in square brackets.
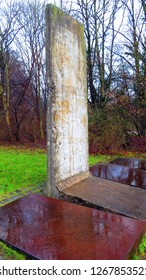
[0, 194, 145, 260]
[57, 171, 91, 191]
[61, 176, 146, 221]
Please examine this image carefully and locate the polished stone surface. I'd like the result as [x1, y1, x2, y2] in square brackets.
[90, 163, 146, 189]
[110, 158, 146, 170]
[0, 194, 145, 259]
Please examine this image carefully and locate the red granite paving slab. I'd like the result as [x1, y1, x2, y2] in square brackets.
[0, 193, 145, 260]
[89, 163, 146, 189]
[110, 158, 146, 170]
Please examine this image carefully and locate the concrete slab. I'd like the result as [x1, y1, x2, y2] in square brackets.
[62, 176, 146, 221]
[90, 163, 146, 189]
[46, 4, 89, 196]
[0, 194, 145, 260]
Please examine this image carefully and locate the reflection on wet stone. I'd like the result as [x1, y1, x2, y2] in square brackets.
[0, 194, 145, 260]
[90, 161, 146, 189]
[110, 158, 146, 170]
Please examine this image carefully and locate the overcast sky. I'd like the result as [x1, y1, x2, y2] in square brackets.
[46, 0, 60, 5]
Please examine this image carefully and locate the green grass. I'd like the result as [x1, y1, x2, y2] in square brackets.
[132, 234, 146, 260]
[89, 154, 116, 165]
[0, 242, 27, 260]
[0, 147, 47, 201]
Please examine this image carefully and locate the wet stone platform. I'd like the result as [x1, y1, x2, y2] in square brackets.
[90, 163, 146, 189]
[110, 158, 146, 170]
[0, 193, 145, 260]
[62, 176, 146, 221]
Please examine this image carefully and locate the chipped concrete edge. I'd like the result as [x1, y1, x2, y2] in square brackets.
[57, 171, 92, 191]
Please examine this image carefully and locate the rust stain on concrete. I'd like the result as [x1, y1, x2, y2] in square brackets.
[61, 100, 70, 114]
[81, 115, 87, 126]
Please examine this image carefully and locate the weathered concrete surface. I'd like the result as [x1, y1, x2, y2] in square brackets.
[0, 194, 145, 260]
[46, 5, 89, 196]
[62, 176, 146, 221]
[90, 163, 146, 189]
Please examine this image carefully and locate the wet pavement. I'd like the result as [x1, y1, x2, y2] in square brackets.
[110, 158, 146, 169]
[0, 193, 145, 260]
[63, 176, 146, 221]
[90, 163, 146, 189]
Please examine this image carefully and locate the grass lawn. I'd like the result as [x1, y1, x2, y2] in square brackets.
[0, 146, 145, 260]
[0, 147, 117, 201]
[0, 147, 47, 202]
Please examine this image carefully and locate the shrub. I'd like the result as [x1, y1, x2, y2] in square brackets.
[88, 107, 132, 154]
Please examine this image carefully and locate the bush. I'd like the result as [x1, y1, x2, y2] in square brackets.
[88, 107, 132, 154]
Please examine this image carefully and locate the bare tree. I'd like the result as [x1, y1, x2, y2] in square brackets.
[140, 0, 146, 21]
[15, 0, 46, 140]
[68, 0, 124, 107]
[0, 0, 22, 139]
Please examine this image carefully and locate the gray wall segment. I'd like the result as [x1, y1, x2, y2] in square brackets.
[46, 4, 89, 196]
[46, 5, 55, 196]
